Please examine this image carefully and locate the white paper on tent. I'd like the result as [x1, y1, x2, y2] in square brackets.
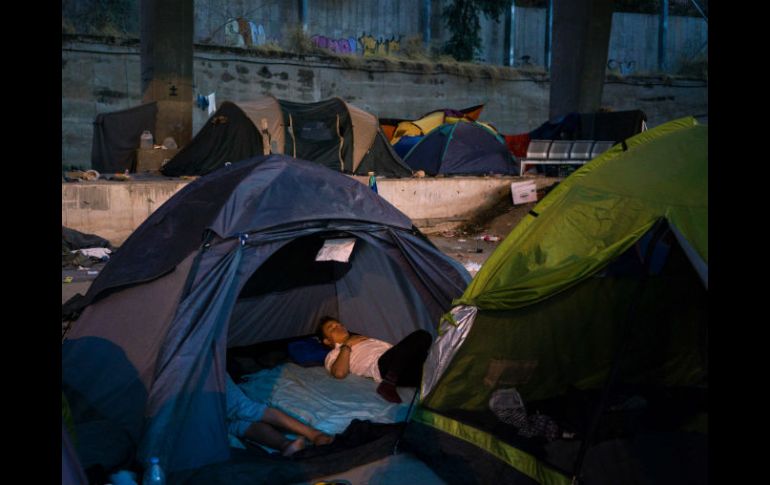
[315, 238, 356, 263]
[207, 92, 217, 116]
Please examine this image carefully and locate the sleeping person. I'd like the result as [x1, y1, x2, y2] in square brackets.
[316, 316, 433, 404]
[226, 374, 333, 455]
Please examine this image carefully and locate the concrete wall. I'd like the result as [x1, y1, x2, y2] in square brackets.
[191, 3, 706, 71]
[62, 38, 707, 168]
[62, 41, 144, 166]
[62, 176, 557, 245]
[189, 48, 553, 136]
[62, 179, 189, 244]
[512, 7, 708, 73]
[194, 0, 421, 50]
[65, 1, 706, 71]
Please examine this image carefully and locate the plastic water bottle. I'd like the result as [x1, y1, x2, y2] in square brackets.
[367, 171, 378, 193]
[142, 457, 165, 485]
[140, 130, 154, 149]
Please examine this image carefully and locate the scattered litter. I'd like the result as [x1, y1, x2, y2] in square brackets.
[458, 239, 467, 242]
[162, 137, 178, 149]
[63, 276, 73, 284]
[441, 231, 456, 238]
[87, 271, 99, 276]
[72, 247, 112, 260]
[476, 234, 501, 242]
[464, 262, 482, 274]
[110, 172, 132, 181]
[467, 248, 483, 253]
[63, 169, 100, 182]
[83, 169, 100, 180]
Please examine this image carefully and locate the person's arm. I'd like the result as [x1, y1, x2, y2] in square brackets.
[329, 343, 353, 379]
[328, 335, 368, 379]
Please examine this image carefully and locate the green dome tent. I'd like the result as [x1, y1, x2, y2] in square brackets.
[406, 117, 708, 485]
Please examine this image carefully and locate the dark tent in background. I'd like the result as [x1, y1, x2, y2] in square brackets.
[528, 112, 582, 141]
[406, 117, 707, 485]
[402, 122, 518, 176]
[528, 110, 647, 143]
[62, 155, 469, 480]
[160, 102, 263, 177]
[577, 109, 647, 142]
[161, 96, 412, 178]
[91, 102, 157, 173]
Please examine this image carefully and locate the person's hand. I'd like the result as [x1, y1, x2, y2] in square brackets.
[345, 335, 368, 347]
[313, 433, 334, 446]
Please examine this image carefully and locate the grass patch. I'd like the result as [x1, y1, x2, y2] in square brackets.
[284, 25, 318, 55]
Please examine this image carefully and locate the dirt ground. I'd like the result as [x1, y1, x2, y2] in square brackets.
[425, 186, 553, 276]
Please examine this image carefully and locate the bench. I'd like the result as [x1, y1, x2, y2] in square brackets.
[519, 140, 615, 176]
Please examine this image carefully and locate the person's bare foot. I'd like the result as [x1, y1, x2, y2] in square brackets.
[312, 432, 334, 446]
[282, 437, 305, 457]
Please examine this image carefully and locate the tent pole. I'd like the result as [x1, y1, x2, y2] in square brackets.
[180, 229, 215, 300]
[392, 386, 421, 455]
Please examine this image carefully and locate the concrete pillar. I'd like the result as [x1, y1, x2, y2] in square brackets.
[549, 0, 613, 119]
[503, 5, 513, 66]
[422, 0, 432, 48]
[544, 0, 553, 70]
[658, 0, 668, 72]
[140, 0, 194, 147]
[299, 0, 309, 32]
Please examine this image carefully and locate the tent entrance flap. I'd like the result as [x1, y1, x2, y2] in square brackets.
[225, 228, 452, 349]
[227, 233, 353, 347]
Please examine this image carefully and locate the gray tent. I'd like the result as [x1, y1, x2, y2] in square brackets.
[62, 155, 470, 478]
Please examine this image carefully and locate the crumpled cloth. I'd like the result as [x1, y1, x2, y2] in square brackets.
[72, 247, 112, 259]
[489, 388, 561, 441]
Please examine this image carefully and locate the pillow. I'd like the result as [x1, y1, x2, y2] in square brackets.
[287, 337, 330, 367]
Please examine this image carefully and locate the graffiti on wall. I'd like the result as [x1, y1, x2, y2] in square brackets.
[217, 17, 402, 58]
[224, 18, 269, 47]
[310, 33, 402, 56]
[359, 34, 401, 56]
[607, 59, 637, 75]
[311, 35, 358, 55]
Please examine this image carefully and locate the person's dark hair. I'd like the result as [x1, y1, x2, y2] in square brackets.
[316, 316, 338, 345]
